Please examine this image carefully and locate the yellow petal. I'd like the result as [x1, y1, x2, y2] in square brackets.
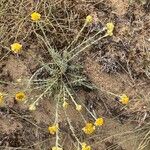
[29, 103, 36, 111]
[95, 117, 104, 126]
[85, 15, 93, 24]
[48, 124, 59, 135]
[31, 12, 41, 21]
[81, 142, 91, 150]
[11, 43, 22, 53]
[119, 94, 129, 104]
[82, 123, 95, 134]
[106, 22, 114, 36]
[76, 104, 82, 111]
[15, 92, 26, 102]
[63, 101, 68, 109]
[0, 93, 4, 106]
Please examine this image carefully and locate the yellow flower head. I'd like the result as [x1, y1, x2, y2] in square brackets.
[31, 12, 41, 21]
[82, 123, 95, 134]
[119, 94, 129, 104]
[16, 78, 22, 83]
[63, 100, 68, 109]
[81, 143, 91, 150]
[106, 22, 115, 36]
[76, 104, 82, 111]
[15, 92, 26, 102]
[48, 124, 59, 135]
[0, 93, 4, 106]
[29, 103, 36, 111]
[52, 146, 63, 150]
[95, 117, 104, 126]
[85, 15, 93, 24]
[11, 43, 22, 53]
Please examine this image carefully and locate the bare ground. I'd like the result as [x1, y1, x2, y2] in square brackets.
[0, 0, 150, 150]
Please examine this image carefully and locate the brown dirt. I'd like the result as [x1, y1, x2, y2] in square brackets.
[0, 0, 150, 150]
[110, 0, 129, 15]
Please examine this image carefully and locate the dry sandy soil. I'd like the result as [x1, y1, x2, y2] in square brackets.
[0, 0, 150, 150]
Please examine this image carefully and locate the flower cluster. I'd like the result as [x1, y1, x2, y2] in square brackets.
[10, 12, 41, 54]
[94, 117, 104, 126]
[29, 103, 36, 111]
[82, 123, 95, 134]
[48, 124, 59, 135]
[15, 91, 26, 102]
[85, 15, 93, 24]
[82, 118, 104, 134]
[62, 100, 69, 109]
[11, 43, 22, 53]
[106, 22, 115, 36]
[81, 143, 91, 150]
[119, 94, 129, 104]
[76, 104, 82, 111]
[82, 117, 104, 135]
[31, 12, 41, 21]
[0, 93, 4, 106]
